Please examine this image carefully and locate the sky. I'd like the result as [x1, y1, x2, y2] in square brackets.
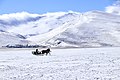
[0, 0, 115, 14]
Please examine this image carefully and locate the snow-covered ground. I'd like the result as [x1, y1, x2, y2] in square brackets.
[0, 47, 120, 80]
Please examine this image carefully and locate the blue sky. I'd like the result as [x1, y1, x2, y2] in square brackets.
[0, 0, 114, 14]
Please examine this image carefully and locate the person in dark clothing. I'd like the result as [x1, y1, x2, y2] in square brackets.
[36, 49, 39, 54]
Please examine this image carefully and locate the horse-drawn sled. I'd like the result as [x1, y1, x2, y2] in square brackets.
[32, 48, 51, 56]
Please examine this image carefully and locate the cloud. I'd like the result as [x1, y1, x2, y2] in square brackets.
[105, 6, 120, 14]
[0, 12, 39, 21]
[105, 0, 120, 15]
[113, 0, 120, 6]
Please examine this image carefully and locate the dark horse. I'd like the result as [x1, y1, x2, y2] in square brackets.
[32, 48, 51, 56]
[41, 48, 51, 55]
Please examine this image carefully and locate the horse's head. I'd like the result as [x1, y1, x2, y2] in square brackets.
[47, 48, 50, 52]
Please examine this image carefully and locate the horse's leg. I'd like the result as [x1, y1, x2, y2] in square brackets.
[49, 52, 51, 55]
[46, 52, 48, 56]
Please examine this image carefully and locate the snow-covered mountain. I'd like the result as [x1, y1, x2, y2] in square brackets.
[1, 10, 120, 48]
[0, 31, 29, 47]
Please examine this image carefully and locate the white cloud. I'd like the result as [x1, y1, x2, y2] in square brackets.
[0, 12, 39, 21]
[105, 6, 120, 14]
[105, 0, 120, 15]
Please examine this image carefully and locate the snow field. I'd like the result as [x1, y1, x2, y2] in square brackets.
[0, 47, 120, 80]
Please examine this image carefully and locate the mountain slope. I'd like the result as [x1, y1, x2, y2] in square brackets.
[0, 11, 120, 48]
[43, 11, 120, 47]
[0, 32, 29, 47]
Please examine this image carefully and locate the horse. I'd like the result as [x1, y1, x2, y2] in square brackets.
[41, 48, 51, 56]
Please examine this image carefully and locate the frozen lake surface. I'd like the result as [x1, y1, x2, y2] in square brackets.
[0, 47, 120, 80]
